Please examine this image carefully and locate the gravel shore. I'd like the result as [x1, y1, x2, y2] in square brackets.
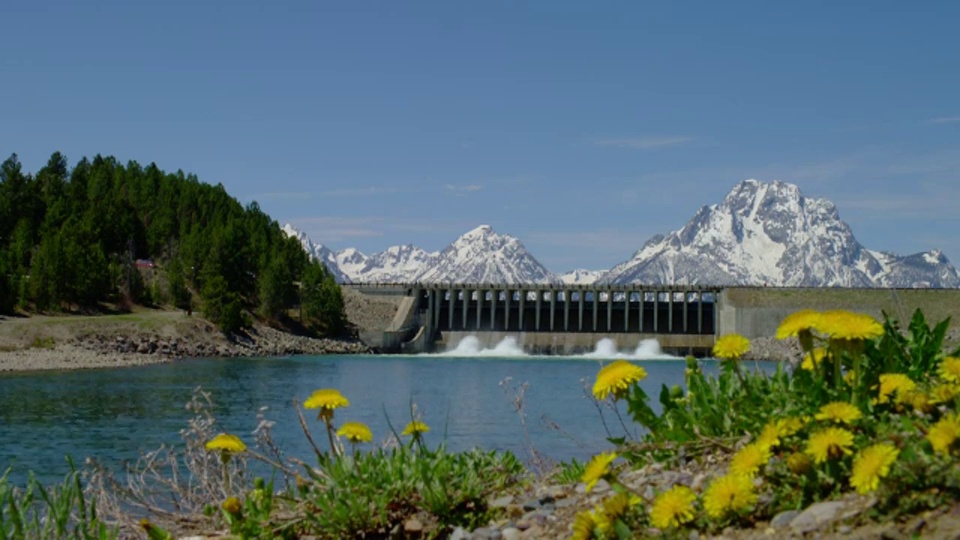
[0, 311, 370, 373]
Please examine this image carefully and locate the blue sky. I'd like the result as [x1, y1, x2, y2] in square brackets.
[2, 1, 959, 272]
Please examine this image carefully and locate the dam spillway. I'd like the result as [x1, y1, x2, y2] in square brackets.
[347, 283, 721, 355]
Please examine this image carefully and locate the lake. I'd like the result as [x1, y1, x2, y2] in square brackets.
[0, 341, 758, 485]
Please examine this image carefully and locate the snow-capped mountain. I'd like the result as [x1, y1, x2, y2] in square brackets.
[559, 269, 604, 285]
[416, 225, 559, 284]
[353, 245, 438, 283]
[283, 224, 558, 284]
[598, 180, 960, 287]
[281, 224, 351, 283]
[284, 181, 959, 287]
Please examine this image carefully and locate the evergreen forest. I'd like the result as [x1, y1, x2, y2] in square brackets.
[0, 152, 344, 334]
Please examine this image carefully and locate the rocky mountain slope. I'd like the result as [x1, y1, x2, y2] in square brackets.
[284, 180, 960, 287]
[598, 180, 960, 287]
[284, 224, 558, 283]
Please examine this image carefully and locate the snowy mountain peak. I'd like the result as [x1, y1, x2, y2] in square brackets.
[560, 269, 604, 285]
[600, 180, 960, 287]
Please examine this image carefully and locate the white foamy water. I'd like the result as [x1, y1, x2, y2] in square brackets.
[583, 337, 672, 359]
[434, 335, 674, 359]
[438, 335, 528, 357]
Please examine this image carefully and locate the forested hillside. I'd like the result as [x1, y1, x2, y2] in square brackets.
[0, 152, 344, 334]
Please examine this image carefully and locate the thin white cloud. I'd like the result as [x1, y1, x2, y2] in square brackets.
[247, 191, 314, 201]
[444, 183, 483, 195]
[927, 116, 960, 124]
[594, 136, 693, 150]
[318, 186, 417, 197]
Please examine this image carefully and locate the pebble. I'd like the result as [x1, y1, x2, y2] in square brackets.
[771, 510, 800, 528]
[790, 500, 847, 533]
[471, 527, 501, 540]
[403, 517, 424, 534]
[500, 527, 522, 540]
[520, 525, 544, 538]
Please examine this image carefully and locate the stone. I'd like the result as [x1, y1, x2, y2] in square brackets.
[500, 528, 522, 540]
[536, 485, 567, 499]
[490, 495, 514, 508]
[520, 525, 544, 539]
[575, 478, 611, 494]
[521, 499, 541, 511]
[403, 518, 424, 534]
[790, 500, 846, 533]
[450, 527, 470, 540]
[770, 509, 800, 528]
[470, 527, 501, 540]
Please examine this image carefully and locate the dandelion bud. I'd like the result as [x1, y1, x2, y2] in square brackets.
[786, 452, 812, 475]
[222, 496, 243, 516]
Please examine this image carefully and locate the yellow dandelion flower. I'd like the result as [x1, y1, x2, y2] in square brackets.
[756, 416, 806, 449]
[592, 507, 613, 536]
[815, 402, 863, 425]
[850, 443, 899, 494]
[703, 474, 757, 519]
[927, 415, 960, 455]
[713, 334, 750, 360]
[930, 383, 960, 404]
[592, 361, 647, 401]
[336, 421, 373, 443]
[594, 493, 637, 534]
[401, 420, 430, 436]
[816, 310, 883, 340]
[786, 452, 812, 475]
[581, 452, 617, 492]
[571, 509, 597, 540]
[877, 373, 916, 404]
[756, 423, 781, 449]
[776, 310, 822, 340]
[729, 442, 772, 478]
[650, 485, 697, 530]
[205, 433, 247, 454]
[800, 348, 828, 371]
[222, 496, 243, 515]
[897, 389, 931, 413]
[939, 357, 960, 384]
[304, 388, 350, 410]
[805, 427, 855, 463]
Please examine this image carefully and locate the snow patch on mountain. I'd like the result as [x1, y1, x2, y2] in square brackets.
[559, 269, 604, 285]
[416, 225, 559, 284]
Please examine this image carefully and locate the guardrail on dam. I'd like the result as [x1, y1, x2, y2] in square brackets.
[345, 283, 722, 354]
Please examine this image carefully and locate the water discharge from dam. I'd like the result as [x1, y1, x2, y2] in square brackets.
[434, 335, 676, 359]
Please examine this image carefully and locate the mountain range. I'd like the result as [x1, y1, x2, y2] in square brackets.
[283, 180, 960, 288]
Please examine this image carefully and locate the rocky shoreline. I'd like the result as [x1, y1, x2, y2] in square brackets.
[0, 312, 371, 373]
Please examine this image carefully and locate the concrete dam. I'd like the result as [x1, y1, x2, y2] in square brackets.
[347, 283, 723, 355]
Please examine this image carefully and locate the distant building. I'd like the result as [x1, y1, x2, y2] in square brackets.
[135, 259, 155, 269]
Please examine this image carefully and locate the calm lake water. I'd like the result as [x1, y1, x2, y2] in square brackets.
[0, 351, 756, 485]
